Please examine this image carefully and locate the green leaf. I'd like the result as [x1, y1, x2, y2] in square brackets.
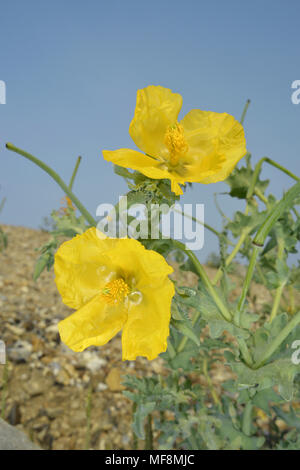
[170, 320, 200, 347]
[228, 358, 299, 401]
[132, 402, 156, 440]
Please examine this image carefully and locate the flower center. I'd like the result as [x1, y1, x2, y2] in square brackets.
[101, 278, 130, 305]
[164, 123, 188, 165]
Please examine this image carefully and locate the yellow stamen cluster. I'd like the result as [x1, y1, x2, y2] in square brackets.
[164, 123, 188, 165]
[101, 278, 130, 305]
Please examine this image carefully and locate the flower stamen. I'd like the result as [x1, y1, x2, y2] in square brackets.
[101, 278, 130, 305]
[164, 123, 188, 165]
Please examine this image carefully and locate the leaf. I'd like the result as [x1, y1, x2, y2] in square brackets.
[252, 388, 281, 416]
[218, 415, 265, 450]
[132, 402, 156, 439]
[228, 358, 299, 401]
[170, 320, 200, 347]
[226, 165, 269, 200]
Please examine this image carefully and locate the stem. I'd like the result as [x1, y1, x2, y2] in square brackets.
[247, 157, 299, 202]
[288, 285, 295, 315]
[254, 188, 268, 205]
[240, 99, 251, 125]
[212, 228, 250, 285]
[237, 246, 260, 314]
[269, 239, 285, 323]
[237, 338, 253, 367]
[242, 402, 253, 436]
[173, 240, 232, 322]
[6, 143, 96, 227]
[177, 310, 201, 353]
[132, 402, 138, 450]
[253, 181, 300, 246]
[173, 206, 223, 240]
[144, 414, 153, 450]
[253, 310, 300, 369]
[263, 157, 299, 183]
[269, 284, 285, 324]
[69, 156, 82, 190]
[167, 338, 177, 359]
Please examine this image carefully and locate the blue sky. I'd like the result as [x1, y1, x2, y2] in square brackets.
[0, 0, 299, 261]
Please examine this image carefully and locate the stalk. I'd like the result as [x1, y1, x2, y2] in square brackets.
[6, 143, 96, 226]
[253, 310, 300, 369]
[69, 156, 82, 190]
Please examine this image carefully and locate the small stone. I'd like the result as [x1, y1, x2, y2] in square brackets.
[105, 368, 125, 392]
[8, 340, 33, 363]
[0, 418, 41, 450]
[96, 382, 108, 392]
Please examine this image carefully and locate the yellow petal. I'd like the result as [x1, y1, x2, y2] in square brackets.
[54, 227, 117, 310]
[107, 237, 174, 283]
[129, 85, 182, 158]
[103, 148, 178, 182]
[180, 109, 247, 183]
[58, 293, 127, 352]
[122, 280, 175, 361]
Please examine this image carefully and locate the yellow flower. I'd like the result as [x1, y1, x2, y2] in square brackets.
[103, 85, 247, 195]
[54, 227, 175, 360]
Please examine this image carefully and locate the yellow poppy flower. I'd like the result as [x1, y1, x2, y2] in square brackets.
[54, 227, 175, 360]
[103, 85, 247, 195]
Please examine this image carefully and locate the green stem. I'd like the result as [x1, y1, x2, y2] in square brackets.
[144, 414, 153, 450]
[254, 188, 269, 205]
[6, 143, 96, 227]
[242, 402, 253, 436]
[237, 338, 254, 367]
[247, 157, 299, 204]
[254, 310, 300, 369]
[263, 157, 299, 183]
[237, 246, 260, 314]
[253, 181, 300, 246]
[0, 197, 6, 213]
[288, 285, 295, 315]
[269, 283, 285, 324]
[240, 99, 251, 125]
[212, 228, 250, 285]
[132, 402, 138, 450]
[69, 156, 82, 190]
[173, 240, 232, 322]
[177, 310, 201, 353]
[173, 206, 225, 240]
[269, 239, 285, 323]
[167, 338, 177, 359]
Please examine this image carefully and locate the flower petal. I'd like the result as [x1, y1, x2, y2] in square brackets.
[122, 280, 175, 361]
[103, 148, 180, 183]
[58, 293, 128, 352]
[180, 109, 247, 183]
[54, 227, 117, 310]
[129, 85, 183, 158]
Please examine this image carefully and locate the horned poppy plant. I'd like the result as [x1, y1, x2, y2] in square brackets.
[103, 85, 247, 195]
[54, 227, 175, 360]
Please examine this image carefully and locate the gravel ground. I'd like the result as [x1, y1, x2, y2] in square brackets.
[0, 225, 168, 450]
[0, 224, 296, 450]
